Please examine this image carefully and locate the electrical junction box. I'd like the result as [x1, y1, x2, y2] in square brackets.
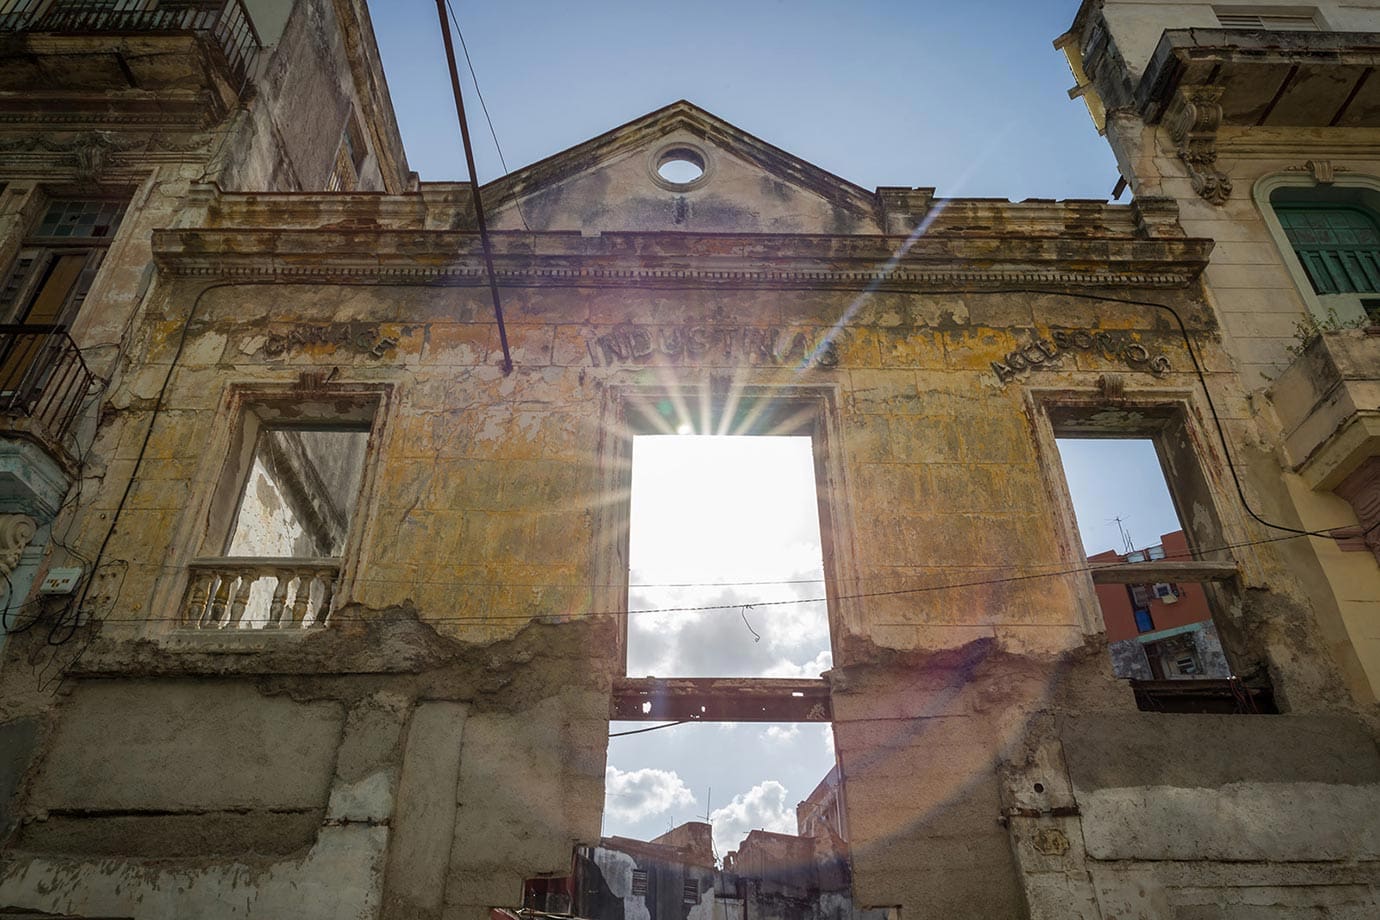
[39, 567, 83, 595]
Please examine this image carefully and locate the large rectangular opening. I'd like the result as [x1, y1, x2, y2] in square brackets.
[626, 434, 832, 680]
[582, 386, 870, 920]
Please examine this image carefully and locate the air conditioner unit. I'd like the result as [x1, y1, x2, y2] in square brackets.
[1153, 583, 1178, 604]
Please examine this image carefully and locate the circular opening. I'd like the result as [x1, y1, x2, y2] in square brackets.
[656, 148, 706, 186]
[1033, 782, 1046, 794]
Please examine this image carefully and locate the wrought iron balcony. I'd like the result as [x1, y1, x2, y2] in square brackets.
[0, 323, 97, 454]
[0, 0, 261, 83]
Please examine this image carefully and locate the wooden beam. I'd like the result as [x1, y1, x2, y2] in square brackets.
[1090, 560, 1237, 584]
[611, 677, 831, 722]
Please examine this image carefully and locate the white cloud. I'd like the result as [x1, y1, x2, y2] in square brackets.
[819, 723, 835, 756]
[762, 648, 833, 679]
[605, 766, 697, 823]
[709, 780, 797, 857]
[764, 724, 800, 743]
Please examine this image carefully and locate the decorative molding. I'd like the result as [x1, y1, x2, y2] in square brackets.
[0, 129, 215, 176]
[1166, 85, 1232, 206]
[0, 111, 204, 126]
[1283, 159, 1351, 184]
[153, 225, 1212, 290]
[1130, 196, 1184, 239]
[156, 261, 1199, 289]
[0, 514, 37, 579]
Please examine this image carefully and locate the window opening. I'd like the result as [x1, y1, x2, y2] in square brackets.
[604, 722, 839, 866]
[651, 144, 709, 189]
[0, 196, 126, 413]
[325, 146, 357, 192]
[184, 403, 377, 631]
[626, 434, 831, 680]
[226, 426, 368, 558]
[1055, 437, 1231, 682]
[325, 112, 367, 191]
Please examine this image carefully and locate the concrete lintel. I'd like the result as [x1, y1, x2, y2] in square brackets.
[1090, 560, 1237, 584]
[611, 677, 831, 722]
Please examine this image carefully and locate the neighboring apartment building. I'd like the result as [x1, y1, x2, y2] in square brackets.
[0, 0, 408, 663]
[0, 2, 1377, 920]
[1089, 530, 1232, 683]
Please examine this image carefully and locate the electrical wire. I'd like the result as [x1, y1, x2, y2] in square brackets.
[34, 262, 1373, 656]
[976, 287, 1361, 538]
[79, 522, 1378, 628]
[35, 281, 239, 690]
[445, 0, 531, 232]
[609, 720, 692, 737]
[0, 571, 47, 635]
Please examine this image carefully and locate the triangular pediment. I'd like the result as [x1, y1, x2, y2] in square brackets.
[482, 101, 882, 234]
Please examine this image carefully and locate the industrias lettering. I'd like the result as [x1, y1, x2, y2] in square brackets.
[991, 329, 1172, 384]
[587, 324, 839, 368]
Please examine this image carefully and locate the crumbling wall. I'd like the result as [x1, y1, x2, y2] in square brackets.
[1004, 712, 1380, 919]
[0, 616, 613, 920]
[3, 173, 1376, 920]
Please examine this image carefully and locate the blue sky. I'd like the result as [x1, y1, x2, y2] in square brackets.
[372, 0, 1117, 198]
[369, 0, 1179, 855]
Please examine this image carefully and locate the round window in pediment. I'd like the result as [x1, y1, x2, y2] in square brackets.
[651, 144, 710, 190]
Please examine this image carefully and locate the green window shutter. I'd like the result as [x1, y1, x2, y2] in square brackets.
[1276, 205, 1380, 295]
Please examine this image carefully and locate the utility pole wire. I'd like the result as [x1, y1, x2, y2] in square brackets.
[445, 0, 532, 232]
[433, 0, 513, 374]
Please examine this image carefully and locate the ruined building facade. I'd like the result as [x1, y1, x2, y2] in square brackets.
[0, 1, 1378, 919]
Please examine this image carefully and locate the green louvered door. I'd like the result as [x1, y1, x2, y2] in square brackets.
[1276, 205, 1380, 295]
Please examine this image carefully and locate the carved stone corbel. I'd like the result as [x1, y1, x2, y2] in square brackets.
[0, 514, 37, 579]
[1166, 85, 1232, 206]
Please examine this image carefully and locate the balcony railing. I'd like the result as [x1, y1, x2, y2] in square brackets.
[183, 557, 339, 630]
[0, 323, 97, 449]
[0, 1, 261, 83]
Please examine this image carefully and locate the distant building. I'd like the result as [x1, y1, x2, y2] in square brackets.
[1089, 531, 1231, 680]
[572, 821, 877, 920]
[796, 764, 847, 842]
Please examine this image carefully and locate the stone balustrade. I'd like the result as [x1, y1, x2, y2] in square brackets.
[183, 557, 339, 629]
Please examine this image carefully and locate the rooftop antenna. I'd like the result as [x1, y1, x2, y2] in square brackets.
[1113, 516, 1136, 555]
[704, 786, 712, 823]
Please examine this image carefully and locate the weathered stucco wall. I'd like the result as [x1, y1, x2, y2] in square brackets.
[219, 0, 401, 193]
[3, 90, 1380, 920]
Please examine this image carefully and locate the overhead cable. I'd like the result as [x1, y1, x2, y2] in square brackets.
[445, 0, 531, 231]
[434, 0, 513, 374]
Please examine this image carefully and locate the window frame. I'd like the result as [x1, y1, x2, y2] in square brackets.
[156, 381, 391, 635]
[594, 383, 859, 686]
[1255, 173, 1380, 326]
[1025, 385, 1252, 672]
[0, 192, 130, 328]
